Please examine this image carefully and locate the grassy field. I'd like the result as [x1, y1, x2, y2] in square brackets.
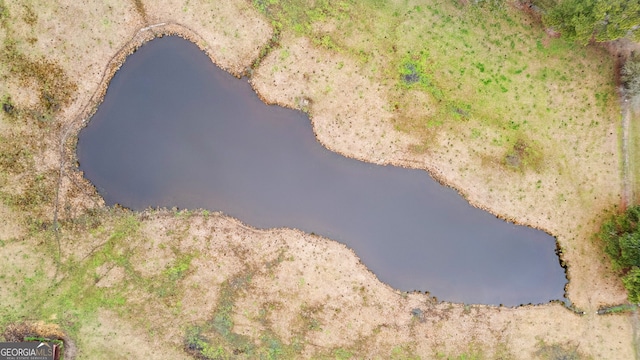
[0, 0, 636, 359]
[250, 0, 622, 309]
[253, 0, 617, 165]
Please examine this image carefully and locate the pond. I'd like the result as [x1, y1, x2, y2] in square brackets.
[77, 36, 567, 306]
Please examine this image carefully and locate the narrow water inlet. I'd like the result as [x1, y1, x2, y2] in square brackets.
[76, 36, 567, 306]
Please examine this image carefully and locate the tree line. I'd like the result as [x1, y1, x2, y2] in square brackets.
[597, 206, 640, 303]
[539, 0, 640, 44]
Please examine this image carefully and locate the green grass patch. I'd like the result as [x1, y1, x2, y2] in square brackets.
[253, 0, 352, 35]
[252, 0, 395, 60]
[398, 52, 444, 100]
[0, 211, 142, 339]
[252, 0, 617, 164]
[164, 254, 192, 282]
[332, 348, 353, 360]
[43, 216, 139, 323]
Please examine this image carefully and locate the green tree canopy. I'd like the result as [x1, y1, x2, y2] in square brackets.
[622, 53, 640, 98]
[598, 205, 640, 303]
[543, 0, 640, 44]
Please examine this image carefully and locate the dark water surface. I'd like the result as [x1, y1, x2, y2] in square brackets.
[77, 36, 567, 305]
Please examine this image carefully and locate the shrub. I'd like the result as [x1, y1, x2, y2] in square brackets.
[543, 0, 640, 44]
[621, 53, 640, 99]
[597, 205, 640, 303]
[622, 268, 640, 303]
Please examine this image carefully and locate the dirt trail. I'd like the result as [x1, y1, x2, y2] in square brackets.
[632, 308, 640, 360]
[606, 38, 640, 208]
[622, 100, 632, 208]
[626, 99, 640, 360]
[616, 68, 638, 360]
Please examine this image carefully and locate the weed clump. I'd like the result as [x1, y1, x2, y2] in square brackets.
[504, 138, 543, 172]
[132, 0, 147, 21]
[2, 95, 15, 116]
[399, 53, 431, 90]
[534, 340, 586, 360]
[402, 62, 421, 84]
[1, 34, 77, 119]
[184, 272, 255, 359]
[0, 134, 32, 174]
[0, 1, 8, 24]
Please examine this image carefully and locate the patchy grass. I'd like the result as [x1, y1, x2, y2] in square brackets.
[254, 0, 617, 163]
[504, 137, 544, 172]
[182, 266, 325, 358]
[0, 210, 132, 330]
[1, 37, 76, 119]
[534, 340, 591, 360]
[0, 0, 634, 359]
[132, 0, 147, 21]
[0, 1, 76, 122]
[436, 342, 487, 360]
[250, 0, 624, 318]
[0, 133, 33, 175]
[390, 2, 616, 164]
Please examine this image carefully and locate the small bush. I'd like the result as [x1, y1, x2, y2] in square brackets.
[597, 205, 640, 303]
[504, 138, 544, 172]
[534, 341, 583, 360]
[622, 268, 640, 303]
[398, 52, 433, 86]
[621, 53, 640, 99]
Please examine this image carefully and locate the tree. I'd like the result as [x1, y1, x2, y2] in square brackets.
[543, 0, 640, 44]
[621, 53, 640, 99]
[597, 205, 640, 303]
[623, 268, 640, 303]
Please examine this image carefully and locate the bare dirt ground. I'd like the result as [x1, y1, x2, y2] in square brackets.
[0, 0, 637, 359]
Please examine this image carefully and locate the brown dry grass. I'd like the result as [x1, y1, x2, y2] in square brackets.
[0, 0, 636, 359]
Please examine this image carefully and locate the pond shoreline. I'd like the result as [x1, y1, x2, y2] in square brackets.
[65, 23, 569, 306]
[0, 0, 632, 357]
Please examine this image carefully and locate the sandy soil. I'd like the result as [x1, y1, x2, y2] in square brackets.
[0, 0, 636, 358]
